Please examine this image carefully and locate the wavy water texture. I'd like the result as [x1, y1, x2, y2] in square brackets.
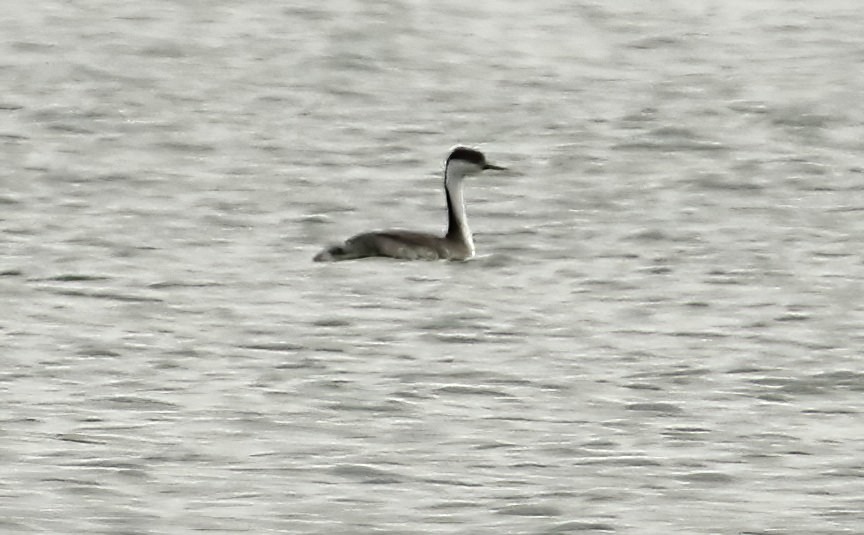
[2, 1, 864, 534]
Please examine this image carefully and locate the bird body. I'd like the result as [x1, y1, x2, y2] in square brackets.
[314, 147, 504, 262]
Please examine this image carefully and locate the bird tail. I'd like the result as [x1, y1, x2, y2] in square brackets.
[313, 244, 357, 262]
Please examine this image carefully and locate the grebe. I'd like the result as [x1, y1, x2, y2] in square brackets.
[313, 147, 505, 262]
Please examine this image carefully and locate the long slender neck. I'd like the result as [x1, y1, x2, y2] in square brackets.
[444, 163, 473, 253]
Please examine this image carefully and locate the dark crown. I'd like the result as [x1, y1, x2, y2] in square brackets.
[447, 147, 487, 166]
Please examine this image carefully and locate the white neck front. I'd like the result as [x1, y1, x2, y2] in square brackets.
[444, 161, 475, 254]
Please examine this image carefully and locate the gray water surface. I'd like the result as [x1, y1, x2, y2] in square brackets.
[2, 1, 864, 534]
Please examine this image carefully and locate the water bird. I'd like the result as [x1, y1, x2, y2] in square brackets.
[314, 147, 505, 262]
